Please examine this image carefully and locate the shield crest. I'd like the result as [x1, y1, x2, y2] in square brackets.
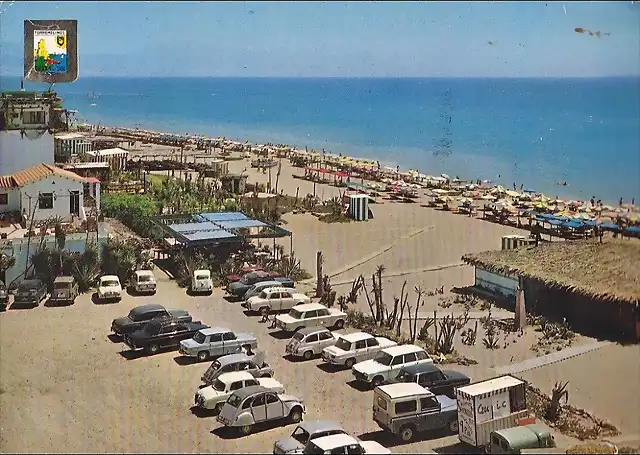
[56, 35, 66, 48]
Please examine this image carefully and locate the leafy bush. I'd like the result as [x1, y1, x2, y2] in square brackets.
[101, 194, 161, 238]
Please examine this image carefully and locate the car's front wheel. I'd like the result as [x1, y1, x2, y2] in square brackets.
[197, 351, 209, 362]
[239, 424, 252, 436]
[345, 358, 356, 369]
[289, 406, 303, 423]
[303, 350, 313, 360]
[334, 319, 345, 329]
[371, 376, 384, 388]
[147, 344, 159, 355]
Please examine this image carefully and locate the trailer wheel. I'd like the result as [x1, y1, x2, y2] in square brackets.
[448, 419, 459, 434]
[399, 424, 415, 442]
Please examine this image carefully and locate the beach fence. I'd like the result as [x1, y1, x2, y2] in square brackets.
[349, 194, 369, 221]
[501, 234, 535, 250]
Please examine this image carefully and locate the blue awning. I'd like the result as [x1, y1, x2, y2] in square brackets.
[599, 222, 620, 231]
[183, 230, 237, 242]
[547, 219, 564, 226]
[217, 219, 268, 229]
[624, 226, 640, 238]
[582, 219, 597, 227]
[200, 212, 249, 222]
[170, 222, 221, 233]
[562, 220, 584, 229]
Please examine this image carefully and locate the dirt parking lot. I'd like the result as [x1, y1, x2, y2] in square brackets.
[0, 271, 463, 454]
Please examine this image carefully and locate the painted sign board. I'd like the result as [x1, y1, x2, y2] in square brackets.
[24, 19, 78, 83]
[475, 390, 511, 423]
[457, 392, 477, 446]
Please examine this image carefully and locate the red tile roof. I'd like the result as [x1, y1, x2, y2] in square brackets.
[0, 163, 87, 189]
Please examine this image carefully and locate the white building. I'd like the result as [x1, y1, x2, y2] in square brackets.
[0, 163, 98, 223]
[85, 148, 129, 171]
[54, 132, 92, 163]
[0, 91, 60, 175]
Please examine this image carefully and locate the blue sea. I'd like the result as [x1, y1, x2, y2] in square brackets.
[2, 76, 638, 203]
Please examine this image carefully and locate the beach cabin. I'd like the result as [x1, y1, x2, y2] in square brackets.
[462, 239, 640, 343]
[220, 174, 247, 195]
[85, 148, 129, 171]
[348, 194, 369, 221]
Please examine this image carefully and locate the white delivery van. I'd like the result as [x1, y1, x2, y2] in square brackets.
[456, 375, 530, 453]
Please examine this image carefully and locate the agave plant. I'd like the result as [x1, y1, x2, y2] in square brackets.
[275, 251, 311, 282]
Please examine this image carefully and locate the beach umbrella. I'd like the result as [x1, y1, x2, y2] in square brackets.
[505, 190, 520, 198]
[432, 188, 449, 195]
[480, 194, 496, 200]
[621, 212, 640, 223]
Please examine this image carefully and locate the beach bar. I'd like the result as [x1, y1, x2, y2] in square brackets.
[349, 194, 369, 221]
[462, 239, 640, 342]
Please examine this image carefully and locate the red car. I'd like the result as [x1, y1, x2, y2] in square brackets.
[226, 266, 277, 283]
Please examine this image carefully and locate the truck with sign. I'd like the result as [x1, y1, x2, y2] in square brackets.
[455, 375, 530, 453]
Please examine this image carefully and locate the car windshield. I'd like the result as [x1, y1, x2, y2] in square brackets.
[292, 426, 311, 444]
[302, 442, 324, 455]
[101, 280, 119, 287]
[374, 352, 393, 366]
[292, 332, 305, 342]
[193, 331, 206, 344]
[195, 274, 209, 280]
[127, 310, 142, 321]
[335, 338, 352, 351]
[143, 321, 162, 335]
[259, 290, 268, 299]
[289, 309, 303, 319]
[227, 394, 242, 408]
[213, 379, 226, 392]
[138, 275, 153, 282]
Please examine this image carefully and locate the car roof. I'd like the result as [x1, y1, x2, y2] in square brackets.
[311, 434, 359, 450]
[229, 385, 270, 400]
[260, 287, 292, 294]
[383, 344, 425, 356]
[135, 270, 154, 276]
[291, 303, 326, 311]
[194, 269, 210, 275]
[200, 327, 232, 336]
[253, 270, 270, 278]
[252, 280, 283, 288]
[217, 353, 251, 364]
[339, 332, 373, 343]
[377, 382, 433, 399]
[218, 371, 254, 383]
[100, 275, 119, 281]
[400, 363, 440, 375]
[53, 276, 74, 283]
[297, 420, 344, 434]
[296, 326, 330, 336]
[131, 303, 165, 315]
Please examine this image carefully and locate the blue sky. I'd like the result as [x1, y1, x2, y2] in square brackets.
[1, 1, 639, 77]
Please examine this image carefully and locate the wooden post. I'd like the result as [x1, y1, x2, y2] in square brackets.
[316, 251, 324, 299]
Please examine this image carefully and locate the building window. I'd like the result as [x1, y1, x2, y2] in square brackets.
[0, 193, 8, 205]
[24, 111, 46, 125]
[38, 193, 54, 209]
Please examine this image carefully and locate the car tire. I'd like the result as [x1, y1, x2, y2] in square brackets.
[303, 350, 313, 360]
[197, 351, 209, 362]
[448, 419, 459, 434]
[371, 376, 384, 389]
[289, 407, 303, 423]
[345, 358, 356, 369]
[399, 424, 416, 442]
[240, 424, 252, 436]
[334, 319, 345, 330]
[147, 344, 159, 355]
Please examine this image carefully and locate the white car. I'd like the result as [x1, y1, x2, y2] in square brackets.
[351, 345, 433, 389]
[243, 280, 288, 301]
[132, 270, 157, 294]
[302, 434, 391, 454]
[321, 332, 397, 369]
[244, 287, 311, 314]
[194, 371, 285, 413]
[191, 269, 213, 294]
[97, 275, 122, 302]
[275, 303, 347, 333]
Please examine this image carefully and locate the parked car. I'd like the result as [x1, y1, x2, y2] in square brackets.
[285, 326, 339, 360]
[111, 304, 192, 337]
[0, 280, 9, 311]
[383, 362, 470, 398]
[302, 434, 391, 454]
[275, 303, 347, 333]
[190, 269, 213, 294]
[13, 279, 47, 307]
[321, 332, 397, 369]
[352, 345, 433, 389]
[373, 382, 458, 442]
[124, 318, 209, 355]
[131, 270, 157, 294]
[217, 385, 305, 436]
[227, 271, 288, 298]
[273, 420, 347, 454]
[47, 276, 79, 305]
[244, 287, 311, 314]
[97, 275, 122, 302]
[179, 327, 258, 362]
[226, 265, 267, 283]
[243, 280, 296, 301]
[194, 371, 285, 413]
[201, 351, 273, 384]
[489, 424, 556, 454]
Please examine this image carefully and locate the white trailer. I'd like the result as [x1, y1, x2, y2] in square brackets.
[456, 375, 530, 452]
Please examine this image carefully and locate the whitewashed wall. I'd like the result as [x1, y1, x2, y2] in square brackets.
[0, 130, 54, 175]
[20, 174, 85, 222]
[0, 187, 21, 213]
[475, 267, 519, 298]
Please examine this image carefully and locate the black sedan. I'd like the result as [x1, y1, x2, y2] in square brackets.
[13, 279, 47, 307]
[111, 304, 192, 337]
[384, 363, 471, 398]
[124, 318, 209, 356]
